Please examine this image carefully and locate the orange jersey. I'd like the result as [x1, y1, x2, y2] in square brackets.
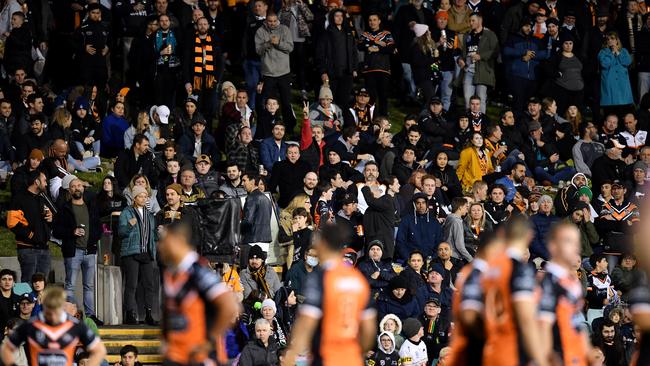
[481, 249, 537, 366]
[447, 259, 488, 366]
[163, 252, 229, 365]
[538, 262, 588, 366]
[301, 259, 375, 366]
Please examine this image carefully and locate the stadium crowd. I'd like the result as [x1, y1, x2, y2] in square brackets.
[0, 0, 648, 364]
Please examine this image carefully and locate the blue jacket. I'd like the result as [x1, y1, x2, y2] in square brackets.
[178, 131, 218, 163]
[118, 206, 158, 259]
[396, 211, 443, 261]
[260, 137, 288, 172]
[502, 32, 548, 81]
[599, 47, 634, 106]
[415, 284, 453, 313]
[494, 175, 517, 201]
[101, 113, 129, 150]
[376, 293, 420, 320]
[358, 258, 397, 292]
[530, 212, 559, 260]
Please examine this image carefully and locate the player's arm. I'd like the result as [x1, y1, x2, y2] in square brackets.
[537, 276, 557, 362]
[359, 311, 378, 352]
[282, 311, 320, 366]
[459, 271, 484, 338]
[1, 322, 27, 366]
[1, 339, 16, 366]
[211, 290, 239, 336]
[512, 263, 549, 366]
[85, 340, 107, 366]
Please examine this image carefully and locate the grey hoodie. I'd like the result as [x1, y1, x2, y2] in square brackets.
[254, 23, 294, 77]
[444, 213, 473, 263]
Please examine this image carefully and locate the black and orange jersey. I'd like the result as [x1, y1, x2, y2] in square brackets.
[301, 259, 375, 366]
[163, 251, 229, 365]
[447, 258, 488, 366]
[481, 248, 537, 366]
[5, 313, 100, 366]
[538, 262, 588, 366]
[629, 277, 650, 366]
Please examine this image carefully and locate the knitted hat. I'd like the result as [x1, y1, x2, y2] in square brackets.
[249, 245, 267, 260]
[435, 10, 448, 20]
[319, 85, 333, 100]
[413, 23, 429, 38]
[166, 183, 182, 196]
[576, 186, 593, 201]
[261, 299, 277, 313]
[132, 185, 149, 198]
[389, 275, 408, 290]
[633, 160, 647, 172]
[367, 240, 384, 252]
[402, 318, 422, 338]
[61, 175, 78, 190]
[29, 149, 45, 161]
[74, 97, 89, 111]
[429, 263, 445, 276]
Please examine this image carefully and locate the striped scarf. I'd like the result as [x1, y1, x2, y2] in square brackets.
[135, 207, 150, 254]
[193, 34, 217, 91]
[628, 14, 642, 53]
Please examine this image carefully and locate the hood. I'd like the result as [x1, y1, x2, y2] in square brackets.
[570, 173, 587, 188]
[379, 314, 403, 336]
[377, 331, 396, 354]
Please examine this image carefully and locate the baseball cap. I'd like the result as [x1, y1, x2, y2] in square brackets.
[196, 154, 212, 165]
[611, 179, 624, 188]
[425, 297, 441, 306]
[354, 87, 369, 96]
[156, 105, 170, 125]
[604, 136, 626, 150]
[19, 293, 34, 303]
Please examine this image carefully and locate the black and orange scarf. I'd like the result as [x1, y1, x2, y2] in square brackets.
[193, 34, 217, 91]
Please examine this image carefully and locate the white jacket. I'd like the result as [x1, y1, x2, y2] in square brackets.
[398, 339, 428, 366]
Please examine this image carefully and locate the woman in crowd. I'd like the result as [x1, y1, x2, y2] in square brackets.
[484, 184, 511, 226]
[463, 202, 492, 255]
[257, 299, 288, 348]
[123, 174, 161, 215]
[410, 24, 438, 106]
[564, 105, 582, 136]
[71, 97, 101, 158]
[124, 111, 158, 150]
[174, 97, 203, 140]
[547, 33, 584, 114]
[118, 185, 158, 325]
[599, 32, 634, 117]
[278, 195, 313, 266]
[429, 150, 462, 205]
[456, 132, 493, 191]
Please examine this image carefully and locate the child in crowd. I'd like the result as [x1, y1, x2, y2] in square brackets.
[379, 314, 405, 350]
[367, 331, 400, 366]
[399, 318, 428, 366]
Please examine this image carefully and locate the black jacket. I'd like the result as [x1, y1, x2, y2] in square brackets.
[155, 204, 201, 249]
[4, 26, 33, 75]
[114, 148, 155, 190]
[591, 154, 627, 195]
[52, 193, 102, 258]
[7, 190, 51, 249]
[268, 159, 312, 208]
[315, 25, 358, 77]
[241, 189, 273, 243]
[393, 4, 435, 61]
[361, 186, 397, 259]
[238, 338, 279, 366]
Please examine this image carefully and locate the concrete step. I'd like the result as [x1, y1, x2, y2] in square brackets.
[99, 326, 161, 339]
[105, 354, 162, 364]
[100, 326, 162, 365]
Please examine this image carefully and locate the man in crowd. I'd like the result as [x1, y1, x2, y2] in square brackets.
[0, 269, 19, 337]
[115, 134, 154, 190]
[241, 172, 273, 257]
[219, 161, 247, 197]
[268, 144, 311, 208]
[156, 183, 201, 249]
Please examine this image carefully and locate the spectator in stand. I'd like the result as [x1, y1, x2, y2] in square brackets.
[227, 126, 260, 173]
[448, 0, 471, 33]
[308, 86, 343, 141]
[16, 113, 51, 163]
[362, 176, 400, 259]
[430, 242, 463, 288]
[3, 12, 33, 77]
[399, 250, 428, 294]
[123, 174, 161, 215]
[260, 122, 288, 173]
[241, 172, 273, 256]
[117, 345, 140, 366]
[118, 185, 158, 325]
[53, 178, 103, 325]
[458, 13, 499, 113]
[358, 240, 397, 297]
[529, 195, 558, 260]
[240, 245, 282, 299]
[0, 269, 19, 336]
[255, 12, 296, 134]
[11, 149, 44, 195]
[525, 121, 576, 185]
[124, 111, 158, 151]
[495, 162, 528, 202]
[359, 14, 394, 116]
[155, 184, 201, 249]
[429, 151, 462, 206]
[592, 320, 627, 366]
[288, 205, 313, 265]
[242, 0, 268, 108]
[367, 332, 400, 366]
[610, 253, 640, 299]
[399, 318, 428, 366]
[178, 117, 218, 164]
[415, 263, 453, 315]
[239, 318, 279, 366]
[545, 33, 583, 114]
[114, 134, 154, 190]
[377, 275, 420, 320]
[152, 14, 181, 107]
[599, 32, 634, 118]
[462, 201, 492, 252]
[444, 197, 472, 264]
[457, 132, 493, 191]
[344, 88, 375, 142]
[268, 145, 311, 208]
[219, 162, 247, 198]
[621, 112, 647, 152]
[410, 24, 437, 106]
[396, 193, 444, 261]
[101, 101, 129, 158]
[595, 179, 639, 248]
[484, 184, 512, 226]
[6, 170, 52, 282]
[71, 97, 101, 158]
[586, 254, 616, 325]
[420, 297, 450, 361]
[591, 137, 628, 195]
[178, 168, 206, 206]
[300, 103, 326, 172]
[194, 154, 222, 197]
[285, 246, 319, 298]
[573, 121, 606, 177]
[565, 202, 600, 258]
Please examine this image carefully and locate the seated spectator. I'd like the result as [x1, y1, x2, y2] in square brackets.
[429, 150, 462, 205]
[530, 195, 559, 260]
[178, 117, 218, 164]
[377, 275, 420, 320]
[463, 202, 493, 255]
[484, 184, 512, 226]
[260, 123, 288, 173]
[456, 132, 494, 191]
[525, 121, 576, 185]
[393, 147, 420, 185]
[194, 154, 222, 198]
[610, 253, 640, 300]
[415, 264, 453, 315]
[397, 191, 444, 259]
[308, 86, 343, 140]
[258, 299, 288, 348]
[117, 345, 140, 366]
[620, 112, 647, 152]
[554, 172, 588, 217]
[573, 121, 605, 178]
[430, 242, 463, 288]
[444, 197, 472, 264]
[595, 180, 639, 250]
[358, 240, 397, 297]
[379, 314, 405, 350]
[156, 159, 182, 200]
[418, 98, 449, 147]
[367, 331, 400, 366]
[115, 133, 154, 190]
[592, 320, 627, 366]
[565, 202, 600, 258]
[330, 126, 375, 167]
[285, 246, 319, 298]
[469, 180, 489, 204]
[219, 162, 247, 198]
[178, 168, 206, 206]
[239, 318, 279, 366]
[18, 295, 33, 322]
[399, 251, 428, 294]
[318, 149, 364, 186]
[495, 162, 528, 202]
[399, 318, 428, 366]
[124, 111, 158, 151]
[586, 254, 617, 325]
[591, 137, 628, 195]
[101, 101, 129, 158]
[629, 161, 647, 202]
[123, 174, 161, 215]
[227, 126, 260, 173]
[29, 272, 45, 317]
[240, 245, 282, 299]
[419, 297, 450, 361]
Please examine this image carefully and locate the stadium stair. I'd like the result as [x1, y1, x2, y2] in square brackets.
[99, 326, 162, 365]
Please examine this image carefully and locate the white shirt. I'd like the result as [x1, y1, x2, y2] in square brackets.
[399, 339, 428, 366]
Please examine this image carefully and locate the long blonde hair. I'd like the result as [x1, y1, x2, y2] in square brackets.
[464, 202, 487, 229]
[603, 31, 622, 49]
[284, 194, 313, 222]
[416, 31, 436, 55]
[53, 107, 72, 129]
[128, 174, 153, 197]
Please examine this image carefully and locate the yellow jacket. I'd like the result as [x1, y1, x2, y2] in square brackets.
[456, 146, 493, 190]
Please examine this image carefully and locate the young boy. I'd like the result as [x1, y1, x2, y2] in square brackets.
[399, 318, 428, 366]
[117, 345, 140, 366]
[368, 331, 400, 366]
[314, 182, 334, 228]
[29, 272, 46, 316]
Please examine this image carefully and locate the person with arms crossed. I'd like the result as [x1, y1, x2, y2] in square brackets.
[283, 223, 377, 366]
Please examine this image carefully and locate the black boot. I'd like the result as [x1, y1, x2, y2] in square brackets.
[145, 308, 158, 326]
[124, 310, 138, 325]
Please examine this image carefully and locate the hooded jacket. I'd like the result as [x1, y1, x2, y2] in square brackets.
[396, 200, 444, 261]
[368, 331, 400, 366]
[254, 22, 293, 77]
[377, 286, 420, 321]
[379, 314, 405, 350]
[554, 172, 586, 217]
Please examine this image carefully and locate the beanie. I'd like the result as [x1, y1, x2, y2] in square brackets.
[575, 186, 593, 201]
[402, 318, 422, 338]
[261, 299, 277, 313]
[132, 186, 148, 198]
[389, 275, 408, 290]
[166, 183, 182, 196]
[429, 263, 445, 276]
[319, 85, 333, 100]
[413, 23, 429, 38]
[249, 245, 267, 260]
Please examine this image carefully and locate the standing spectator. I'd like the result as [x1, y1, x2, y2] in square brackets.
[240, 245, 282, 299]
[599, 32, 634, 116]
[101, 102, 129, 158]
[256, 13, 296, 134]
[546, 33, 583, 114]
[615, 0, 642, 55]
[410, 24, 437, 106]
[153, 14, 181, 107]
[444, 197, 472, 263]
[77, 4, 110, 87]
[591, 138, 628, 195]
[268, 145, 311, 208]
[431, 11, 459, 112]
[463, 202, 492, 253]
[458, 13, 499, 113]
[637, 14, 650, 101]
[6, 170, 52, 282]
[118, 185, 158, 325]
[299, 103, 326, 171]
[53, 178, 103, 325]
[316, 8, 358, 107]
[241, 172, 273, 254]
[243, 0, 268, 108]
[396, 193, 444, 261]
[114, 134, 154, 190]
[3, 12, 32, 77]
[361, 176, 400, 259]
[359, 13, 394, 116]
[279, 0, 313, 98]
[456, 132, 493, 191]
[155, 184, 201, 249]
[227, 126, 260, 172]
[586, 254, 616, 324]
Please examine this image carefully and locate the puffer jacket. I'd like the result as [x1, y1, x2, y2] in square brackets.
[238, 337, 280, 366]
[278, 3, 313, 38]
[530, 212, 559, 260]
[118, 206, 158, 259]
[503, 31, 548, 81]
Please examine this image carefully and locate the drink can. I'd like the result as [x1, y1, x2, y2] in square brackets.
[259, 165, 265, 175]
[356, 225, 364, 236]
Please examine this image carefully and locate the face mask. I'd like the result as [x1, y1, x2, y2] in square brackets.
[306, 256, 319, 267]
